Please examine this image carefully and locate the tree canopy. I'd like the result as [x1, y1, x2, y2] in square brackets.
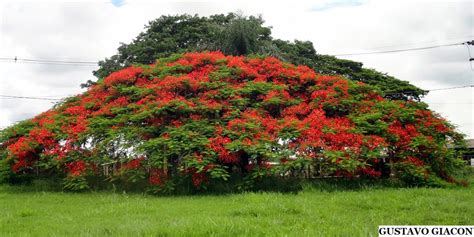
[91, 13, 425, 100]
[0, 52, 464, 192]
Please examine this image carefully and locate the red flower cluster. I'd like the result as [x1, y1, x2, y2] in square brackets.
[104, 66, 143, 86]
[406, 156, 425, 167]
[122, 157, 144, 170]
[359, 167, 382, 178]
[208, 136, 238, 163]
[148, 168, 166, 186]
[192, 172, 207, 187]
[66, 160, 87, 177]
[8, 137, 37, 172]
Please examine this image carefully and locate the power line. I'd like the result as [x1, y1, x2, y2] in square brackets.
[426, 102, 473, 104]
[333, 42, 466, 56]
[0, 57, 98, 66]
[0, 40, 471, 101]
[360, 35, 474, 51]
[0, 94, 62, 101]
[12, 57, 95, 64]
[0, 57, 97, 64]
[383, 84, 473, 96]
[428, 84, 473, 91]
[0, 40, 471, 66]
[1, 61, 98, 67]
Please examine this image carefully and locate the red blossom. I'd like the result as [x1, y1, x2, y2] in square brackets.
[208, 136, 239, 163]
[191, 172, 208, 187]
[29, 127, 56, 148]
[66, 160, 87, 176]
[149, 168, 167, 186]
[123, 157, 144, 170]
[64, 105, 88, 116]
[406, 156, 424, 167]
[104, 66, 143, 86]
[8, 137, 37, 172]
[359, 167, 382, 178]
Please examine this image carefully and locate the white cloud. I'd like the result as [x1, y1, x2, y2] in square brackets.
[0, 0, 472, 137]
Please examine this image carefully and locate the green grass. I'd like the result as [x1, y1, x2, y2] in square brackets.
[1, 174, 473, 237]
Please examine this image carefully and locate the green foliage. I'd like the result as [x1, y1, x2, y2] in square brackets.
[392, 162, 447, 187]
[217, 15, 272, 55]
[0, 159, 12, 184]
[0, 120, 37, 141]
[63, 176, 90, 191]
[314, 55, 426, 100]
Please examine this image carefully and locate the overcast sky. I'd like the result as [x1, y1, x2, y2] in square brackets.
[0, 0, 472, 138]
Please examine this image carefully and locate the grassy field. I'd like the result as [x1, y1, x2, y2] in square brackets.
[1, 173, 473, 237]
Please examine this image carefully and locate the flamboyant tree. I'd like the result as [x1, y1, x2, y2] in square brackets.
[0, 52, 465, 192]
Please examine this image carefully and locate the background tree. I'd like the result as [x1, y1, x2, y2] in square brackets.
[90, 13, 425, 100]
